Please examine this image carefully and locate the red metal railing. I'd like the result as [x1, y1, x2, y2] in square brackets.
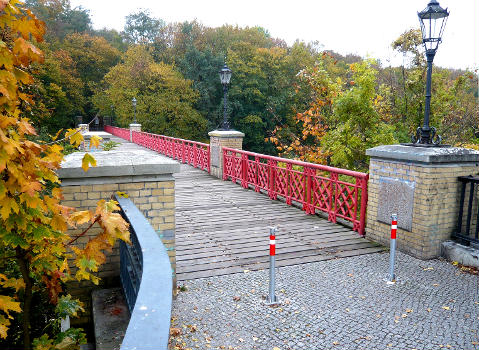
[105, 126, 210, 173]
[105, 125, 130, 141]
[222, 147, 369, 236]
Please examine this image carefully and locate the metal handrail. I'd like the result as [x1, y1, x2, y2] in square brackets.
[105, 125, 210, 173]
[116, 196, 172, 350]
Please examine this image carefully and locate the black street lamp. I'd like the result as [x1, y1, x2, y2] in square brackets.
[219, 62, 232, 130]
[132, 97, 137, 124]
[412, 0, 449, 146]
[110, 104, 115, 126]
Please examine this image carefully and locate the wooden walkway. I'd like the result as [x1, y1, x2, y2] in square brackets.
[175, 165, 383, 281]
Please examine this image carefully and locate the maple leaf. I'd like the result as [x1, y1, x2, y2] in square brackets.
[89, 135, 102, 149]
[65, 129, 83, 147]
[0, 295, 22, 315]
[0, 277, 25, 292]
[81, 153, 97, 172]
[69, 210, 92, 226]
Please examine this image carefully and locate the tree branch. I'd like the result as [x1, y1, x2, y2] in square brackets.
[65, 216, 100, 247]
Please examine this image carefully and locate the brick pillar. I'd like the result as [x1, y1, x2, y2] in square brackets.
[58, 149, 179, 324]
[208, 129, 245, 179]
[129, 123, 141, 142]
[366, 145, 479, 259]
[78, 123, 89, 132]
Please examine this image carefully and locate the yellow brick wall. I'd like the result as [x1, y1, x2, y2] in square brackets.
[62, 180, 176, 324]
[367, 159, 479, 259]
[209, 136, 243, 178]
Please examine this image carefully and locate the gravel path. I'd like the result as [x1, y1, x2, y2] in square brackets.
[171, 251, 479, 350]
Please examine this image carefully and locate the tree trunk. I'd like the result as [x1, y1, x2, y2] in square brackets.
[16, 248, 33, 350]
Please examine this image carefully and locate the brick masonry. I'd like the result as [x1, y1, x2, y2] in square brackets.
[208, 130, 244, 179]
[367, 158, 479, 259]
[57, 144, 180, 325]
[61, 180, 176, 324]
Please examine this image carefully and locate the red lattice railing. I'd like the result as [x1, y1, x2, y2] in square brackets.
[105, 125, 130, 141]
[104, 126, 210, 173]
[223, 147, 369, 236]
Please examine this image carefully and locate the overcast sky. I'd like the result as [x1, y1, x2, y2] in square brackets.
[70, 0, 478, 70]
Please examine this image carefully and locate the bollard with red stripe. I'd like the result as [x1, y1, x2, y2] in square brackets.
[388, 214, 398, 282]
[267, 227, 279, 305]
[270, 232, 276, 256]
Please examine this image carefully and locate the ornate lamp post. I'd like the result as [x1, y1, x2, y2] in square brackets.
[219, 62, 232, 130]
[132, 97, 137, 124]
[411, 0, 449, 146]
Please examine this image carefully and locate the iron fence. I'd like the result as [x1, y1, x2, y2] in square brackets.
[116, 195, 172, 350]
[455, 175, 479, 245]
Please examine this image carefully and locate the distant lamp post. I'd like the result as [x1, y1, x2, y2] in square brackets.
[132, 97, 137, 124]
[412, 0, 449, 146]
[219, 62, 232, 130]
[110, 104, 115, 125]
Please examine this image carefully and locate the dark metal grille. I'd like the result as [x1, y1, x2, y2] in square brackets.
[454, 175, 479, 245]
[119, 210, 143, 313]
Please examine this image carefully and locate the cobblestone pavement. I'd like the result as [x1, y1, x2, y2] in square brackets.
[171, 251, 479, 350]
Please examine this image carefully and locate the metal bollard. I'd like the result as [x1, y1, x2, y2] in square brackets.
[388, 214, 398, 283]
[267, 226, 279, 305]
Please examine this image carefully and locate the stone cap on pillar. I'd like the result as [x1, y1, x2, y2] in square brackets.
[129, 123, 142, 128]
[366, 144, 479, 165]
[58, 150, 180, 186]
[208, 130, 245, 138]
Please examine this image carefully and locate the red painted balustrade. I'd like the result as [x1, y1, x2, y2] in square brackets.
[222, 147, 369, 236]
[104, 126, 210, 172]
[105, 125, 130, 141]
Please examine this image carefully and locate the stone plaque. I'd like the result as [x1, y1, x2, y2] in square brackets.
[377, 176, 415, 231]
[210, 144, 220, 167]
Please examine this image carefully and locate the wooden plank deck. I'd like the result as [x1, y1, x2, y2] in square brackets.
[175, 164, 383, 281]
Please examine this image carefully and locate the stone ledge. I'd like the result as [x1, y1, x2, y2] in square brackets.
[208, 129, 245, 138]
[442, 240, 479, 268]
[366, 144, 479, 164]
[58, 150, 180, 180]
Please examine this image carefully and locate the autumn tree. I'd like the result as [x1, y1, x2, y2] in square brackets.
[0, 2, 129, 349]
[95, 45, 207, 140]
[270, 56, 396, 171]
[25, 0, 91, 40]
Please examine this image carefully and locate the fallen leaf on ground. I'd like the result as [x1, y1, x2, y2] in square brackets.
[238, 338, 244, 342]
[423, 267, 434, 271]
[170, 328, 182, 337]
[273, 347, 281, 350]
[332, 341, 340, 345]
[233, 296, 241, 301]
[442, 306, 450, 310]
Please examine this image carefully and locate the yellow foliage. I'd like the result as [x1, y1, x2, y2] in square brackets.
[0, 2, 130, 343]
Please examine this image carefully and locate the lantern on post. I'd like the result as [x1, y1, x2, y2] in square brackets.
[132, 97, 137, 124]
[219, 62, 232, 130]
[411, 0, 449, 146]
